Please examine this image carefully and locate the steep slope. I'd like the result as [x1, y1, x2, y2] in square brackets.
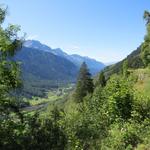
[102, 46, 150, 97]
[103, 46, 144, 79]
[15, 47, 78, 81]
[24, 40, 105, 74]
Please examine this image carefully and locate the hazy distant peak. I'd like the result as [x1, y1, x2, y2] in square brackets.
[104, 62, 117, 66]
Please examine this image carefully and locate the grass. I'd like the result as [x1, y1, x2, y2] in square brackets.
[132, 68, 150, 97]
[28, 91, 61, 106]
[23, 84, 75, 118]
[22, 91, 64, 115]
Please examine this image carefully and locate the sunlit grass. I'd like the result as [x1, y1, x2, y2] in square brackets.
[133, 68, 150, 97]
[28, 91, 60, 106]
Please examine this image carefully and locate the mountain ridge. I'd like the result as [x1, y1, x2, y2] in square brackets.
[24, 40, 105, 75]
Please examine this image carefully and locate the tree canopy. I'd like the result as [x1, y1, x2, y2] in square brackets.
[141, 11, 150, 66]
[75, 62, 94, 102]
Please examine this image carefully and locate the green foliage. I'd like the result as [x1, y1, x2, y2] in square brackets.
[143, 10, 150, 24]
[61, 87, 108, 149]
[141, 11, 150, 67]
[58, 67, 150, 149]
[96, 71, 106, 87]
[0, 5, 66, 150]
[74, 62, 94, 102]
[22, 111, 67, 150]
[104, 75, 134, 120]
[103, 47, 144, 80]
[0, 5, 150, 150]
[101, 122, 144, 150]
[0, 5, 26, 149]
[122, 59, 129, 77]
[132, 92, 150, 122]
[0, 5, 23, 117]
[0, 111, 67, 150]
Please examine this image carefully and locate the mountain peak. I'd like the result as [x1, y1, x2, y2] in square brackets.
[24, 40, 52, 52]
[23, 40, 105, 74]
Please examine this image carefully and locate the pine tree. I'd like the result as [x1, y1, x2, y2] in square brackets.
[75, 62, 94, 102]
[98, 71, 106, 87]
[122, 59, 129, 77]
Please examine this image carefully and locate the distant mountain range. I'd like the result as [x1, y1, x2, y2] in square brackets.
[15, 47, 78, 82]
[24, 40, 105, 75]
[15, 40, 105, 97]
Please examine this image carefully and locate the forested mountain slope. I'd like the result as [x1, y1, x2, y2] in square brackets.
[15, 46, 78, 81]
[14, 46, 78, 97]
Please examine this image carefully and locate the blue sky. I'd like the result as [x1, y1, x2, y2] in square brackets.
[1, 0, 150, 63]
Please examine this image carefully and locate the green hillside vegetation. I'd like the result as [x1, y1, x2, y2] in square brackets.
[0, 5, 150, 150]
[29, 92, 60, 106]
[103, 46, 144, 79]
[133, 68, 150, 97]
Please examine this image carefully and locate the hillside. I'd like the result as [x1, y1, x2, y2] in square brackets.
[133, 68, 150, 97]
[97, 44, 150, 98]
[16, 47, 78, 81]
[14, 47, 78, 97]
[103, 46, 144, 79]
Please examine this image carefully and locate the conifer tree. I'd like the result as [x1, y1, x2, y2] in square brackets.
[98, 71, 106, 87]
[75, 62, 94, 102]
[122, 59, 129, 77]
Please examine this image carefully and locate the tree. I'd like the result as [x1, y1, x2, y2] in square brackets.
[0, 5, 23, 115]
[97, 71, 106, 87]
[104, 75, 133, 120]
[141, 11, 150, 67]
[143, 10, 150, 25]
[0, 5, 24, 149]
[75, 62, 94, 102]
[22, 112, 67, 150]
[122, 59, 129, 77]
